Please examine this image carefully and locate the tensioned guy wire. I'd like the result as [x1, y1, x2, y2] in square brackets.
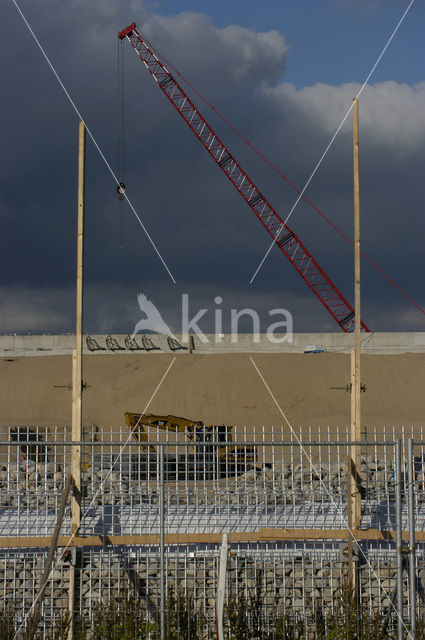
[249, 0, 416, 284]
[12, 357, 176, 640]
[250, 356, 413, 639]
[11, 0, 176, 284]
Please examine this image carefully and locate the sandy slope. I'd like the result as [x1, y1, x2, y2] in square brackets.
[0, 353, 424, 438]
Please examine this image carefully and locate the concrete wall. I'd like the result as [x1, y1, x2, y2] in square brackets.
[1, 332, 425, 356]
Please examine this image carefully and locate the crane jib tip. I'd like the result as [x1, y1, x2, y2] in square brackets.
[118, 22, 136, 40]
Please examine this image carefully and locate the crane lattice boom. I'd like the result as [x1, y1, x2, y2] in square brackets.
[119, 22, 369, 332]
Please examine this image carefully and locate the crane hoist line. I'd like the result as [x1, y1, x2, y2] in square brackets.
[118, 22, 370, 333]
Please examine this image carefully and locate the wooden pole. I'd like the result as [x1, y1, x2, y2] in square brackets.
[71, 349, 79, 532]
[351, 98, 362, 528]
[3, 528, 424, 550]
[349, 349, 360, 527]
[348, 99, 362, 600]
[68, 120, 85, 640]
[350, 349, 357, 523]
[350, 348, 356, 442]
[348, 352, 358, 595]
[71, 121, 85, 536]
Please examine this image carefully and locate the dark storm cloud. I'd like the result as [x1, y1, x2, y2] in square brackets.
[1, 1, 424, 334]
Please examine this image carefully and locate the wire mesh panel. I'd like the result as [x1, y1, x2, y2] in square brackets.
[0, 426, 71, 538]
[0, 425, 423, 638]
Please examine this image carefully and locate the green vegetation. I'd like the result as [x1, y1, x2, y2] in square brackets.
[0, 580, 423, 640]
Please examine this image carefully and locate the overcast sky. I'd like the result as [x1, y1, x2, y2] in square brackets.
[1, 0, 424, 335]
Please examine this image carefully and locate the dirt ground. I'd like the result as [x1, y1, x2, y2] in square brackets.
[0, 352, 424, 439]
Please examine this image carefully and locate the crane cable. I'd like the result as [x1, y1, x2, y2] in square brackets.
[117, 39, 126, 248]
[140, 32, 425, 319]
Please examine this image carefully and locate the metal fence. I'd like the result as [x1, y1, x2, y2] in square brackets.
[0, 424, 424, 638]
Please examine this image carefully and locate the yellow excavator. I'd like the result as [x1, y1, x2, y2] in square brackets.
[125, 412, 257, 476]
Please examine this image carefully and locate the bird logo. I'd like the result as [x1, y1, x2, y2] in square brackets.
[132, 294, 173, 338]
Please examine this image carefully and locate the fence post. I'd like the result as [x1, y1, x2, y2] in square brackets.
[407, 438, 416, 639]
[67, 547, 77, 640]
[216, 533, 228, 640]
[395, 439, 404, 640]
[347, 452, 358, 601]
[159, 443, 165, 640]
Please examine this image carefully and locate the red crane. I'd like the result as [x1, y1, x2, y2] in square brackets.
[119, 23, 369, 333]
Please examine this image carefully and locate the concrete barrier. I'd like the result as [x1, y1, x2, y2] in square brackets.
[1, 332, 425, 356]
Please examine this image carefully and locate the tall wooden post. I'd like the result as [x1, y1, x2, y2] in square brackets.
[352, 98, 361, 527]
[71, 121, 85, 536]
[69, 120, 85, 640]
[349, 350, 358, 595]
[348, 99, 362, 598]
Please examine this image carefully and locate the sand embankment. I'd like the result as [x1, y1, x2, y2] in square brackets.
[0, 352, 423, 436]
